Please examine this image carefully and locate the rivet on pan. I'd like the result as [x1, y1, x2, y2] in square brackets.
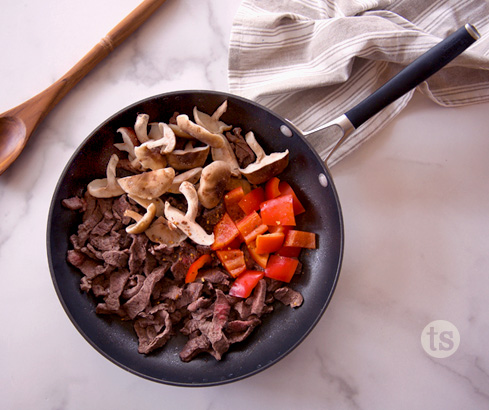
[318, 173, 328, 187]
[280, 124, 293, 137]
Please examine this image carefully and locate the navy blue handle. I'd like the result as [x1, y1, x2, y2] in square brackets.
[344, 25, 479, 129]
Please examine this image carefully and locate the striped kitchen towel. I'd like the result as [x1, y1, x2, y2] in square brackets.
[228, 0, 489, 166]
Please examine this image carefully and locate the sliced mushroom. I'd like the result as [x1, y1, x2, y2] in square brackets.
[87, 154, 125, 198]
[198, 161, 232, 209]
[193, 101, 232, 134]
[211, 137, 240, 177]
[144, 122, 176, 154]
[167, 141, 210, 171]
[128, 195, 165, 217]
[167, 167, 203, 194]
[168, 123, 193, 139]
[114, 127, 139, 161]
[124, 203, 156, 234]
[164, 181, 215, 246]
[133, 143, 167, 171]
[134, 113, 150, 143]
[145, 216, 187, 247]
[118, 167, 175, 200]
[176, 114, 225, 148]
[239, 131, 289, 185]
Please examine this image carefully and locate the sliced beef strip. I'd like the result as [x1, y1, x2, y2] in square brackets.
[249, 279, 267, 317]
[103, 269, 132, 312]
[225, 127, 256, 168]
[179, 334, 211, 362]
[134, 304, 173, 354]
[123, 264, 168, 320]
[121, 274, 145, 299]
[62, 196, 87, 212]
[67, 250, 108, 279]
[128, 233, 148, 274]
[274, 287, 304, 308]
[91, 211, 116, 237]
[102, 249, 129, 268]
[175, 282, 204, 310]
[225, 318, 261, 344]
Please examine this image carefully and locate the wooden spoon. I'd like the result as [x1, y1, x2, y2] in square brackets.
[0, 0, 167, 175]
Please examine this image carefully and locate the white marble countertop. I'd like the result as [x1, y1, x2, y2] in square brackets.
[2, 1, 489, 409]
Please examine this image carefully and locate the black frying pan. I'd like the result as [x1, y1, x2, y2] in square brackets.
[46, 25, 478, 386]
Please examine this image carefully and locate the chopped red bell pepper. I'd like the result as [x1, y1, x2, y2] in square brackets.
[264, 254, 299, 283]
[224, 186, 246, 221]
[278, 181, 305, 215]
[283, 230, 317, 249]
[238, 187, 265, 215]
[185, 254, 212, 283]
[216, 249, 247, 278]
[255, 232, 285, 254]
[265, 177, 281, 200]
[229, 270, 264, 298]
[211, 213, 241, 250]
[246, 242, 269, 269]
[260, 194, 296, 226]
[236, 211, 269, 244]
[276, 246, 302, 258]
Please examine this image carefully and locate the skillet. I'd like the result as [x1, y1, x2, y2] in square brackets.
[46, 25, 478, 386]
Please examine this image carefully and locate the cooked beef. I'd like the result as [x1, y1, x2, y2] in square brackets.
[62, 196, 87, 211]
[123, 265, 168, 319]
[225, 127, 256, 168]
[65, 187, 306, 362]
[274, 287, 304, 308]
[128, 234, 148, 274]
[179, 334, 211, 362]
[134, 304, 173, 354]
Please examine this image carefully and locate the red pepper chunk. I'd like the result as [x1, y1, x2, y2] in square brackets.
[246, 242, 269, 269]
[211, 213, 241, 250]
[238, 187, 265, 215]
[260, 194, 296, 226]
[265, 177, 281, 200]
[216, 249, 247, 278]
[278, 181, 305, 215]
[255, 232, 285, 254]
[185, 254, 212, 283]
[283, 230, 317, 249]
[229, 270, 264, 298]
[224, 187, 246, 221]
[265, 254, 299, 283]
[236, 211, 268, 244]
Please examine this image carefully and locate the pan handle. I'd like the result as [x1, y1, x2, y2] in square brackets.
[344, 24, 480, 129]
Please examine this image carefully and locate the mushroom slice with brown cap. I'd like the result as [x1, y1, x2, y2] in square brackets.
[145, 216, 187, 247]
[114, 127, 139, 161]
[134, 113, 150, 143]
[124, 203, 156, 234]
[193, 101, 232, 134]
[128, 195, 165, 217]
[168, 167, 202, 194]
[87, 154, 125, 198]
[198, 161, 232, 209]
[118, 167, 175, 200]
[176, 114, 225, 148]
[239, 131, 289, 185]
[167, 141, 210, 171]
[164, 181, 215, 246]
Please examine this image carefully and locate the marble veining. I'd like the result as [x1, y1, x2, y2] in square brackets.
[1, 1, 489, 409]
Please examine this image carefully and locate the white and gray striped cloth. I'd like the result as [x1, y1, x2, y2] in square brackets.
[228, 0, 489, 165]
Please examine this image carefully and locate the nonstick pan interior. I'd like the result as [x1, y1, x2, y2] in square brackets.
[47, 90, 344, 386]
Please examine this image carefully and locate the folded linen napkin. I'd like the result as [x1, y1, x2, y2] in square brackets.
[228, 0, 489, 166]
